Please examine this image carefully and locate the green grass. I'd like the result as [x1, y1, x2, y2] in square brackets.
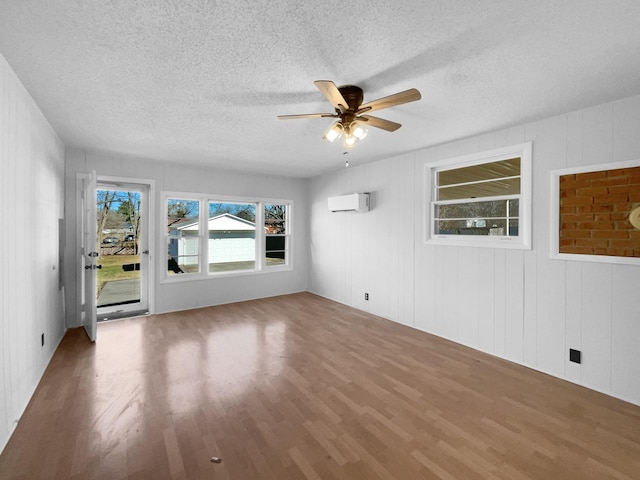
[97, 254, 140, 295]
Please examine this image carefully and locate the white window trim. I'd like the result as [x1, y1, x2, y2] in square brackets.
[161, 192, 293, 283]
[550, 159, 640, 266]
[424, 142, 532, 250]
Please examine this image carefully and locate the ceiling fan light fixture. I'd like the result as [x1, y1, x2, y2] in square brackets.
[323, 122, 343, 142]
[343, 133, 357, 148]
[351, 123, 368, 140]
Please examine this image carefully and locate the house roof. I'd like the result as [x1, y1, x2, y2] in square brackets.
[1, 1, 640, 177]
[177, 213, 255, 232]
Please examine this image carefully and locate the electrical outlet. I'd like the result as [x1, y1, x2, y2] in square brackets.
[365, 293, 369, 301]
[569, 348, 581, 364]
[41, 333, 44, 347]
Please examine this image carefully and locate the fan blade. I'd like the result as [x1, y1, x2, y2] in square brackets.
[314, 80, 350, 111]
[358, 115, 402, 132]
[357, 88, 421, 114]
[277, 113, 337, 120]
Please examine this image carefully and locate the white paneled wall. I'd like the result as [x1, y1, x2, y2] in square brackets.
[309, 94, 640, 406]
[0, 55, 66, 453]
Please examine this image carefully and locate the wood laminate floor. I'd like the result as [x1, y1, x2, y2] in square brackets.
[1, 292, 639, 479]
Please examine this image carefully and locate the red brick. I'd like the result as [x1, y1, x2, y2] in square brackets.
[559, 174, 575, 183]
[561, 245, 593, 254]
[560, 189, 573, 198]
[611, 212, 630, 221]
[593, 194, 629, 204]
[609, 239, 640, 249]
[590, 204, 615, 213]
[604, 168, 628, 178]
[613, 221, 634, 230]
[579, 171, 607, 181]
[574, 238, 609, 248]
[560, 205, 577, 214]
[576, 186, 609, 196]
[562, 195, 594, 206]
[590, 178, 630, 187]
[561, 230, 591, 239]
[560, 213, 581, 223]
[591, 230, 629, 239]
[608, 184, 635, 195]
[594, 213, 613, 222]
[577, 221, 614, 230]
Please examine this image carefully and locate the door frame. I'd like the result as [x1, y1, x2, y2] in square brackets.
[76, 174, 155, 333]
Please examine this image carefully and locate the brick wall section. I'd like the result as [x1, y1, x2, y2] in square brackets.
[559, 166, 640, 257]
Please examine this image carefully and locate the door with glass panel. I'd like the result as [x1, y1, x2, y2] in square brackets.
[95, 181, 150, 320]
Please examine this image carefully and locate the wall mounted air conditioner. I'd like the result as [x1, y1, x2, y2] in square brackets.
[328, 193, 369, 212]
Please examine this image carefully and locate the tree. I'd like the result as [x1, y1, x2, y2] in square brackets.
[97, 190, 118, 239]
[168, 200, 198, 218]
[265, 204, 286, 234]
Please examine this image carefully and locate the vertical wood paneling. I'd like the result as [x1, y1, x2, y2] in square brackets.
[0, 55, 66, 454]
[532, 117, 567, 378]
[440, 247, 459, 341]
[504, 250, 524, 363]
[493, 250, 507, 357]
[611, 265, 640, 402]
[581, 263, 613, 392]
[522, 250, 537, 367]
[564, 262, 582, 383]
[476, 249, 495, 353]
[457, 247, 479, 347]
[613, 95, 640, 162]
[396, 155, 415, 326]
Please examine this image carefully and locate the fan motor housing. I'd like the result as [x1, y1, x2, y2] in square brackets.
[337, 85, 364, 111]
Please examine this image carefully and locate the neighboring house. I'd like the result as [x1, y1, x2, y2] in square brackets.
[170, 213, 256, 265]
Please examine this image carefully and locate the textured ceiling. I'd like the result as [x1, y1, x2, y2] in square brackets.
[1, 0, 640, 178]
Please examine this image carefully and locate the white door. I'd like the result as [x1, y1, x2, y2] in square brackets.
[80, 171, 98, 341]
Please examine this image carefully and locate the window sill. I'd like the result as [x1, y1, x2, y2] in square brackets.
[160, 264, 294, 284]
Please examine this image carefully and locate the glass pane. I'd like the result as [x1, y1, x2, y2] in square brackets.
[207, 202, 256, 273]
[265, 204, 286, 234]
[434, 219, 513, 236]
[97, 189, 142, 307]
[438, 157, 520, 186]
[508, 218, 520, 236]
[266, 236, 285, 251]
[435, 199, 514, 220]
[265, 235, 286, 266]
[167, 237, 200, 273]
[438, 177, 520, 200]
[266, 251, 286, 266]
[167, 198, 200, 275]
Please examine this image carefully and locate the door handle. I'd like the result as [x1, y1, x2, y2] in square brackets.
[142, 250, 149, 254]
[84, 265, 103, 270]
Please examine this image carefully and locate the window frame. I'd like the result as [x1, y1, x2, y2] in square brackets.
[162, 192, 293, 283]
[424, 142, 532, 249]
[550, 159, 640, 265]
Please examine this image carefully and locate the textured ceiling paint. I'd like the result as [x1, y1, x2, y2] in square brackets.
[1, 0, 640, 177]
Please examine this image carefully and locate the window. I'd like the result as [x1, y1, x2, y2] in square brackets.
[163, 193, 292, 280]
[167, 198, 201, 274]
[264, 204, 288, 267]
[426, 142, 532, 249]
[207, 202, 257, 273]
